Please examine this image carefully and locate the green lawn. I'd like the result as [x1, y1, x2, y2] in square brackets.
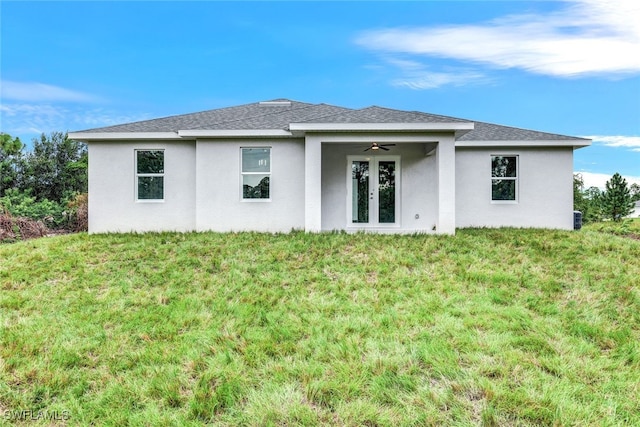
[1, 225, 639, 426]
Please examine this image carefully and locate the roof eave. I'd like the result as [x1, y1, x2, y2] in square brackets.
[68, 132, 182, 141]
[68, 129, 295, 141]
[289, 122, 474, 138]
[177, 129, 293, 138]
[455, 139, 592, 148]
[289, 122, 474, 134]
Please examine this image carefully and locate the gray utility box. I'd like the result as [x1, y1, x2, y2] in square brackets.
[573, 211, 583, 230]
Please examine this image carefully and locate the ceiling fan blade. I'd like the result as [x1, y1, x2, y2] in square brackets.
[380, 146, 390, 151]
[363, 147, 371, 152]
[380, 144, 396, 147]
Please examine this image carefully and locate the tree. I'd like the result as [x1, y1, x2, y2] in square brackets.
[573, 173, 587, 211]
[631, 183, 640, 202]
[601, 173, 634, 221]
[22, 132, 87, 202]
[0, 133, 25, 197]
[583, 186, 604, 223]
[573, 174, 606, 223]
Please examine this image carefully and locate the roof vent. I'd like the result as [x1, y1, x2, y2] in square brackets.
[259, 100, 291, 107]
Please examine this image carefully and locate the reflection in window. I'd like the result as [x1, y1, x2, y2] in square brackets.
[378, 161, 395, 223]
[242, 148, 271, 199]
[491, 155, 517, 201]
[352, 161, 369, 223]
[136, 150, 164, 200]
[378, 161, 396, 224]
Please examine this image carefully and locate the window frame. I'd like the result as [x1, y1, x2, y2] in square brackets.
[135, 149, 165, 202]
[240, 147, 271, 202]
[490, 155, 518, 203]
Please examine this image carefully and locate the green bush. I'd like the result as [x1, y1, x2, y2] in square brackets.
[0, 188, 66, 228]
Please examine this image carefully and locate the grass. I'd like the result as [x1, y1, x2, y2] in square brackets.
[1, 224, 639, 426]
[583, 218, 640, 239]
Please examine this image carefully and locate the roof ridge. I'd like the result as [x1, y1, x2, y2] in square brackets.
[284, 102, 356, 124]
[193, 101, 321, 129]
[288, 103, 372, 123]
[367, 105, 471, 121]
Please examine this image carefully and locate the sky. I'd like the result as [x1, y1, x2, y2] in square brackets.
[1, 0, 639, 189]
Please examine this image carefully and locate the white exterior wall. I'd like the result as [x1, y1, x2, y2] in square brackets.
[321, 140, 439, 233]
[305, 136, 323, 232]
[435, 135, 456, 234]
[88, 137, 576, 234]
[195, 139, 305, 232]
[455, 147, 574, 229]
[88, 142, 196, 233]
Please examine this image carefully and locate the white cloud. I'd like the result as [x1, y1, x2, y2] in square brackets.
[577, 171, 640, 189]
[391, 69, 487, 90]
[583, 135, 640, 152]
[381, 57, 488, 89]
[0, 104, 68, 135]
[0, 103, 150, 139]
[356, 0, 640, 78]
[367, 55, 490, 89]
[385, 58, 425, 71]
[0, 80, 100, 103]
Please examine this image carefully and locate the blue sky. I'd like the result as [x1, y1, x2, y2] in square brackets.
[1, 0, 638, 188]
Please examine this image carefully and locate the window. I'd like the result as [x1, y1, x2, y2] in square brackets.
[241, 147, 270, 200]
[136, 150, 164, 200]
[491, 155, 517, 201]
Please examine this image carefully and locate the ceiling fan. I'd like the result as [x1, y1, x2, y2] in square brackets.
[364, 142, 396, 152]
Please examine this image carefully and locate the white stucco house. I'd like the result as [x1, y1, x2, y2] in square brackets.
[68, 99, 590, 235]
[630, 201, 640, 219]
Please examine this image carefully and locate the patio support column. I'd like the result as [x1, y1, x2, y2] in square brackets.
[436, 136, 456, 235]
[304, 135, 322, 232]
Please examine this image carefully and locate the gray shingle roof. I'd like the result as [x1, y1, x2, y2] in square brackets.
[79, 100, 322, 132]
[294, 106, 469, 124]
[459, 121, 586, 141]
[77, 98, 586, 142]
[193, 103, 353, 130]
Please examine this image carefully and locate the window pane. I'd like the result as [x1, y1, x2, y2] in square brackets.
[137, 150, 164, 174]
[138, 176, 164, 200]
[378, 161, 395, 223]
[242, 148, 270, 173]
[491, 156, 516, 178]
[243, 175, 270, 199]
[352, 161, 369, 223]
[492, 179, 516, 201]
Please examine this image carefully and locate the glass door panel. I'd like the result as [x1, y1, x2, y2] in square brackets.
[348, 156, 399, 226]
[352, 161, 370, 223]
[378, 161, 395, 223]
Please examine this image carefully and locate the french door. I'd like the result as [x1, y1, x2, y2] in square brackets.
[347, 156, 400, 227]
